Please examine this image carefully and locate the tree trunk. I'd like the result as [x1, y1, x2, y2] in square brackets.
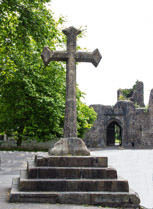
[17, 135, 22, 146]
[16, 126, 24, 146]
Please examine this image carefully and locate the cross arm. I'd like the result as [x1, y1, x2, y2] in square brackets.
[41, 46, 69, 66]
[75, 49, 102, 67]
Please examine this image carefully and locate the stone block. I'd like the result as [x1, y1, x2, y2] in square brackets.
[10, 178, 57, 203]
[19, 192, 57, 203]
[49, 137, 90, 156]
[81, 167, 117, 179]
[56, 167, 80, 179]
[19, 179, 67, 192]
[90, 192, 129, 207]
[18, 177, 129, 192]
[105, 168, 118, 179]
[90, 191, 140, 208]
[27, 165, 117, 179]
[129, 191, 141, 205]
[27, 163, 37, 178]
[37, 168, 57, 179]
[10, 178, 21, 202]
[35, 156, 108, 167]
[58, 192, 90, 205]
[67, 179, 129, 192]
[10, 179, 140, 207]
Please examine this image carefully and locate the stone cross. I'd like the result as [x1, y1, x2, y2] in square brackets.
[41, 26, 102, 139]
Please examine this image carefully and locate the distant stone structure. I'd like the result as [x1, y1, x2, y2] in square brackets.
[84, 81, 153, 148]
[117, 81, 145, 107]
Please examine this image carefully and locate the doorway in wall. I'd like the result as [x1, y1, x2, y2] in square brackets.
[107, 121, 122, 146]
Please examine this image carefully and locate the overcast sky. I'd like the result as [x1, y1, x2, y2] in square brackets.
[49, 0, 153, 106]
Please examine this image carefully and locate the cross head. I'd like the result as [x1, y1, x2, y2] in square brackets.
[41, 26, 102, 138]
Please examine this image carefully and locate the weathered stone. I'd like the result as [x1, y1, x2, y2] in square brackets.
[84, 81, 153, 149]
[35, 156, 108, 167]
[117, 81, 145, 107]
[58, 192, 90, 205]
[57, 167, 117, 179]
[129, 191, 141, 205]
[19, 179, 67, 192]
[67, 179, 129, 192]
[49, 137, 90, 156]
[10, 178, 57, 203]
[90, 191, 140, 207]
[19, 177, 129, 192]
[41, 26, 102, 156]
[10, 155, 140, 207]
[10, 178, 140, 207]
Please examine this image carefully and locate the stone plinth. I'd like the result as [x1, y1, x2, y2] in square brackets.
[10, 155, 140, 208]
[48, 137, 90, 156]
[35, 155, 108, 167]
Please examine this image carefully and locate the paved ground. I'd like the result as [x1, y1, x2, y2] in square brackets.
[92, 148, 153, 209]
[0, 149, 152, 209]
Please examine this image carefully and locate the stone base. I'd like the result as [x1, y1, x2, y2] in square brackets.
[10, 155, 140, 208]
[48, 137, 90, 156]
[10, 178, 140, 208]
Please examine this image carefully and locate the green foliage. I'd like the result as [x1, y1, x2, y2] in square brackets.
[118, 80, 140, 101]
[144, 105, 149, 113]
[134, 103, 141, 108]
[0, 0, 96, 145]
[0, 0, 66, 145]
[121, 88, 133, 98]
[118, 95, 124, 101]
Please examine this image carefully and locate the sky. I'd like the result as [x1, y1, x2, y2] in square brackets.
[48, 0, 153, 106]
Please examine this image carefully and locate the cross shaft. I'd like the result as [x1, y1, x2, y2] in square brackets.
[41, 26, 102, 138]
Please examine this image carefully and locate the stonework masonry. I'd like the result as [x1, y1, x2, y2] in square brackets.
[41, 26, 101, 156]
[84, 81, 153, 148]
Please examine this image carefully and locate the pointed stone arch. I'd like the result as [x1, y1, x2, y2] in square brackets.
[106, 119, 122, 146]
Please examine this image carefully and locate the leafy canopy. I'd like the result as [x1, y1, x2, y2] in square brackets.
[0, 0, 96, 145]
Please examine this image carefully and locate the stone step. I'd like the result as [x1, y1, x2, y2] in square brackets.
[35, 155, 108, 167]
[10, 178, 140, 208]
[19, 170, 129, 192]
[27, 161, 117, 179]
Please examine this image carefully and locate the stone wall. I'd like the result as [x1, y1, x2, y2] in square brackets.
[131, 81, 145, 107]
[117, 81, 145, 107]
[84, 82, 153, 148]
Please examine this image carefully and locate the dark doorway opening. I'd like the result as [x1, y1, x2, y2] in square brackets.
[0, 135, 4, 140]
[107, 121, 122, 146]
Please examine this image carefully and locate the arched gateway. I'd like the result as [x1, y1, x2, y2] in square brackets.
[84, 82, 153, 148]
[107, 121, 122, 146]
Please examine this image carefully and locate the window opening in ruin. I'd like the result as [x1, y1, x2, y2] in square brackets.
[107, 121, 122, 146]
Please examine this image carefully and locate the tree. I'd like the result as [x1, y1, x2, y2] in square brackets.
[0, 0, 96, 145]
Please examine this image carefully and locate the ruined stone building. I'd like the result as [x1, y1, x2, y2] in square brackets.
[84, 81, 153, 148]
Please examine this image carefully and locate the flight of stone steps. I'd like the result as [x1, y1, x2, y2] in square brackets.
[10, 155, 140, 208]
